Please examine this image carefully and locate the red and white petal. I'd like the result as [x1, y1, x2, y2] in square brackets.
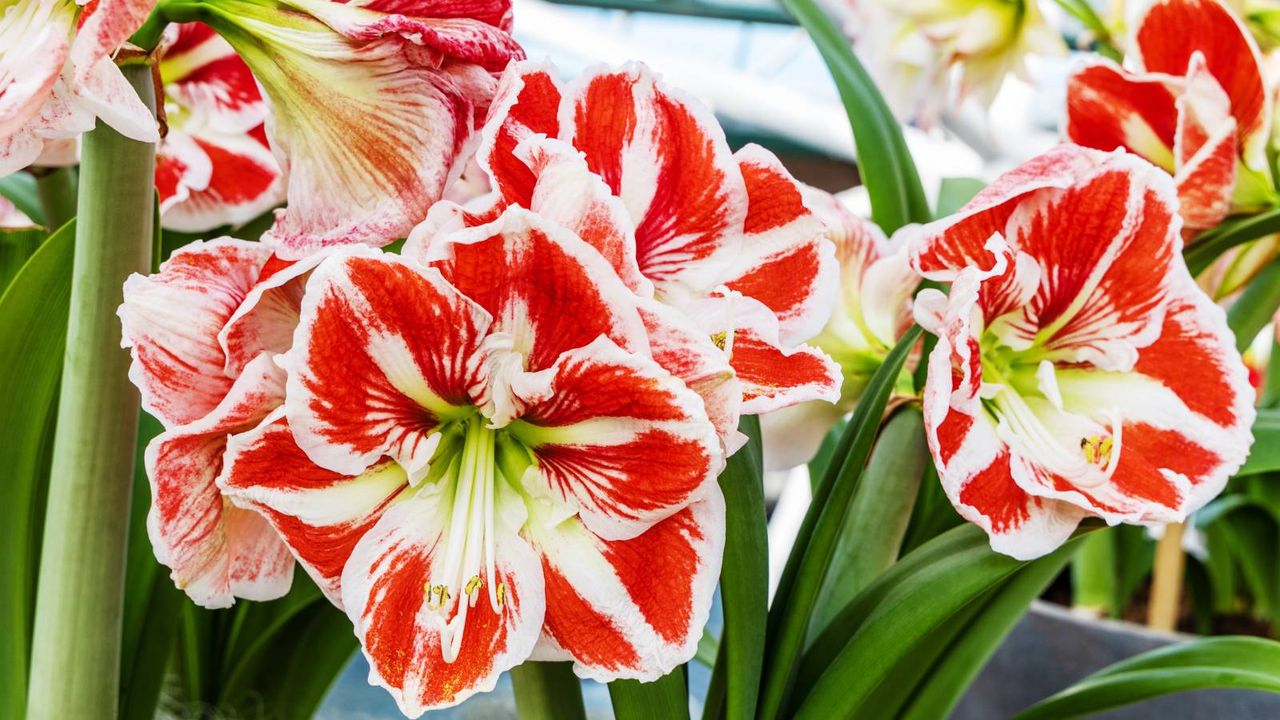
[159, 23, 267, 133]
[145, 354, 291, 608]
[161, 128, 284, 232]
[562, 63, 748, 295]
[282, 250, 491, 477]
[219, 408, 410, 605]
[0, 80, 94, 177]
[155, 130, 214, 215]
[510, 336, 721, 541]
[69, 0, 156, 84]
[479, 60, 564, 204]
[1064, 59, 1180, 170]
[721, 145, 838, 345]
[340, 484, 544, 716]
[526, 485, 723, 681]
[1173, 55, 1237, 230]
[999, 153, 1180, 370]
[0, 0, 72, 138]
[354, 0, 514, 31]
[71, 55, 160, 143]
[1134, 0, 1270, 167]
[223, 504, 297, 601]
[119, 238, 274, 428]
[421, 207, 650, 374]
[639, 298, 743, 454]
[511, 136, 651, 295]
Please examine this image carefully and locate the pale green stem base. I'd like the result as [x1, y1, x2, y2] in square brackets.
[33, 167, 75, 232]
[510, 662, 586, 720]
[1071, 529, 1117, 617]
[25, 63, 156, 720]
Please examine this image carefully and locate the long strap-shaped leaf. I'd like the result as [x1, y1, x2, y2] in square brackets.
[610, 668, 689, 720]
[1185, 208, 1280, 276]
[757, 326, 922, 719]
[779, 0, 930, 233]
[1014, 637, 1280, 719]
[1236, 409, 1280, 477]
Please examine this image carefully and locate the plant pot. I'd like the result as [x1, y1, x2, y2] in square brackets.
[953, 601, 1280, 719]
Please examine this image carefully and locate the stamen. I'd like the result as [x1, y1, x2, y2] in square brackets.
[496, 582, 507, 608]
[710, 331, 727, 351]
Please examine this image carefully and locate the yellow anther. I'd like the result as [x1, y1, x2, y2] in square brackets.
[710, 331, 728, 351]
[1080, 435, 1114, 467]
[465, 575, 482, 597]
[496, 582, 507, 608]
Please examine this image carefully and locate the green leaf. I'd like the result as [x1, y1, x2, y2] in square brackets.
[0, 226, 47, 292]
[704, 415, 766, 720]
[934, 177, 986, 218]
[1217, 507, 1279, 627]
[0, 220, 73, 719]
[790, 526, 1089, 718]
[1048, 0, 1123, 61]
[779, 0, 929, 233]
[1184, 208, 1280, 276]
[34, 168, 77, 231]
[610, 668, 689, 720]
[1227, 255, 1280, 351]
[806, 420, 845, 493]
[808, 406, 927, 641]
[1013, 637, 1280, 719]
[899, 461, 963, 555]
[511, 662, 587, 720]
[1239, 409, 1280, 477]
[757, 326, 922, 719]
[237, 601, 357, 718]
[0, 172, 44, 225]
[119, 411, 181, 720]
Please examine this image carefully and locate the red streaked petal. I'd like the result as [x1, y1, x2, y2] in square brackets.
[479, 60, 564, 206]
[527, 486, 723, 681]
[160, 23, 267, 133]
[1173, 56, 1237, 231]
[120, 238, 273, 428]
[155, 131, 214, 214]
[282, 250, 491, 477]
[0, 0, 72, 139]
[355, 0, 514, 30]
[145, 354, 291, 608]
[722, 145, 838, 345]
[160, 129, 283, 233]
[512, 336, 721, 541]
[1064, 60, 1179, 168]
[339, 486, 544, 716]
[421, 207, 650, 373]
[1135, 0, 1270, 164]
[564, 64, 748, 294]
[219, 409, 409, 605]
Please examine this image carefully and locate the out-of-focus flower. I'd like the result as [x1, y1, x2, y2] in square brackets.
[409, 61, 842, 451]
[1066, 0, 1276, 234]
[187, 0, 524, 257]
[911, 144, 1254, 560]
[0, 0, 160, 175]
[154, 23, 284, 232]
[760, 188, 920, 469]
[219, 211, 725, 714]
[0, 192, 30, 226]
[843, 0, 1065, 124]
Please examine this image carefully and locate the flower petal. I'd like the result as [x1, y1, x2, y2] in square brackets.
[145, 354, 292, 607]
[0, 0, 72, 138]
[339, 483, 544, 716]
[70, 0, 157, 85]
[525, 485, 723, 681]
[1064, 59, 1179, 169]
[1134, 0, 1270, 166]
[160, 23, 268, 133]
[219, 408, 410, 605]
[510, 336, 721, 541]
[160, 128, 284, 232]
[120, 238, 274, 428]
[562, 64, 748, 295]
[479, 61, 564, 205]
[721, 144, 838, 345]
[282, 250, 491, 477]
[1172, 55, 1237, 231]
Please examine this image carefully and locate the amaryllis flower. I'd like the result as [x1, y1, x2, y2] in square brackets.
[760, 188, 919, 469]
[910, 144, 1254, 559]
[119, 238, 351, 606]
[408, 61, 841, 431]
[0, 0, 159, 176]
[184, 0, 524, 257]
[219, 208, 725, 714]
[843, 0, 1064, 124]
[1066, 0, 1275, 233]
[154, 23, 283, 232]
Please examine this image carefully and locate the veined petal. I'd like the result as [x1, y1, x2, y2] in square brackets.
[721, 144, 838, 346]
[282, 250, 491, 477]
[119, 238, 274, 428]
[160, 23, 267, 133]
[418, 207, 651, 374]
[69, 0, 156, 86]
[72, 53, 160, 142]
[509, 336, 721, 542]
[1172, 54, 1237, 231]
[0, 79, 94, 176]
[562, 63, 748, 295]
[145, 354, 293, 608]
[155, 130, 214, 216]
[353, 0, 514, 30]
[525, 485, 724, 681]
[219, 408, 410, 605]
[340, 483, 544, 716]
[160, 127, 283, 232]
[1064, 59, 1179, 170]
[0, 0, 73, 138]
[1134, 0, 1270, 167]
[479, 60, 563, 205]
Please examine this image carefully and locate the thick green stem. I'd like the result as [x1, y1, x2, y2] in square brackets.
[32, 167, 75, 232]
[1071, 529, 1117, 617]
[510, 662, 586, 720]
[25, 63, 157, 720]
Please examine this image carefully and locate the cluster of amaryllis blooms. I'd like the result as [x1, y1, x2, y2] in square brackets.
[0, 0, 1261, 713]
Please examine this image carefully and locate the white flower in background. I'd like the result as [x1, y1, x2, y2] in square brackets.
[842, 0, 1065, 124]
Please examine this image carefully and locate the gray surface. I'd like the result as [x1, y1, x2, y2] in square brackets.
[953, 601, 1280, 719]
